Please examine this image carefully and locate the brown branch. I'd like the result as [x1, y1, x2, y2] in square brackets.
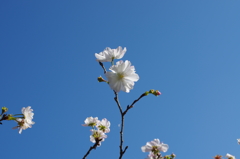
[122, 93, 146, 116]
[114, 91, 128, 159]
[113, 91, 146, 159]
[82, 139, 102, 159]
[0, 114, 8, 124]
[99, 62, 107, 74]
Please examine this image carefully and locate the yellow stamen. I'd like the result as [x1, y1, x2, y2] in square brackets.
[117, 73, 124, 79]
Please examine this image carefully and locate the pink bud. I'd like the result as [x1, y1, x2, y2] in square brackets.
[155, 90, 161, 96]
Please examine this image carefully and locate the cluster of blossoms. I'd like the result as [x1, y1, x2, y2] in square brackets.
[214, 154, 236, 159]
[94, 47, 170, 159]
[82, 117, 110, 146]
[95, 46, 139, 93]
[95, 46, 126, 63]
[0, 106, 35, 134]
[141, 139, 174, 159]
[212, 139, 240, 159]
[1, 46, 238, 159]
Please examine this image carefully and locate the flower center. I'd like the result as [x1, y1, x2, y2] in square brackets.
[98, 125, 106, 132]
[88, 122, 96, 127]
[93, 131, 101, 140]
[117, 73, 124, 80]
[151, 146, 159, 154]
[18, 119, 25, 127]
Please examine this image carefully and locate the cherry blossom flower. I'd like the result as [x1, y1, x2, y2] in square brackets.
[22, 106, 34, 123]
[90, 129, 107, 146]
[226, 153, 235, 159]
[82, 117, 99, 127]
[141, 139, 169, 153]
[97, 118, 110, 133]
[145, 152, 159, 159]
[105, 60, 139, 93]
[237, 139, 240, 145]
[13, 106, 35, 134]
[95, 46, 126, 62]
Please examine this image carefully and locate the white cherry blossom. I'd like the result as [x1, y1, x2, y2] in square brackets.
[237, 139, 240, 145]
[105, 60, 139, 93]
[22, 106, 34, 124]
[13, 106, 35, 134]
[90, 129, 107, 146]
[95, 46, 126, 62]
[226, 153, 235, 159]
[97, 118, 110, 133]
[141, 139, 169, 153]
[82, 117, 99, 127]
[145, 152, 158, 159]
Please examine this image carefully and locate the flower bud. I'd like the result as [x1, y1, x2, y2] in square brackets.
[213, 155, 222, 159]
[171, 153, 176, 159]
[1, 107, 8, 114]
[153, 90, 161, 96]
[144, 91, 149, 96]
[97, 76, 106, 82]
[149, 89, 154, 94]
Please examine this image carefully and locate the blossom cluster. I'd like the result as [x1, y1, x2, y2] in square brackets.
[214, 154, 236, 159]
[0, 106, 35, 134]
[95, 46, 139, 93]
[95, 47, 170, 159]
[141, 139, 173, 159]
[82, 117, 110, 146]
[212, 139, 240, 159]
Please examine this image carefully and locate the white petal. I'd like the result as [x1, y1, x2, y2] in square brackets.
[90, 135, 96, 143]
[141, 145, 152, 152]
[19, 128, 23, 134]
[124, 73, 139, 82]
[115, 46, 126, 59]
[159, 144, 169, 152]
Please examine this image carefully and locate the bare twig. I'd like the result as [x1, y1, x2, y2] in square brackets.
[122, 93, 146, 116]
[0, 114, 8, 124]
[99, 62, 107, 74]
[82, 139, 102, 159]
[114, 91, 128, 159]
[114, 91, 146, 159]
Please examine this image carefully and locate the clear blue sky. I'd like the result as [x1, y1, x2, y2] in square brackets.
[1, 1, 240, 159]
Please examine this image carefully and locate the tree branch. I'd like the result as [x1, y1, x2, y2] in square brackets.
[82, 139, 102, 159]
[114, 91, 127, 159]
[123, 93, 146, 116]
[114, 91, 146, 159]
[99, 62, 107, 74]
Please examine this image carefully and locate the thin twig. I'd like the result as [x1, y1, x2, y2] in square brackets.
[99, 62, 107, 74]
[82, 139, 102, 159]
[123, 93, 145, 115]
[114, 92, 146, 159]
[0, 114, 8, 124]
[114, 91, 128, 159]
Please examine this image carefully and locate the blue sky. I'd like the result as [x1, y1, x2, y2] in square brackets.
[1, 1, 240, 159]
